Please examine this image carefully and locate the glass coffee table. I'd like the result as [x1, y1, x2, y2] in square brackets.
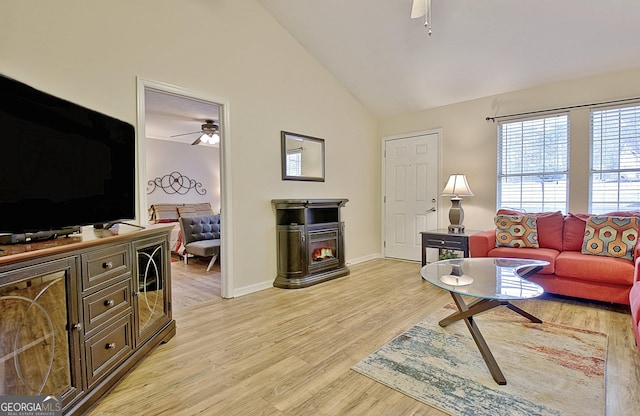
[420, 257, 548, 385]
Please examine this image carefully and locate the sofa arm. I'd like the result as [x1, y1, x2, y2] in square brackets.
[469, 230, 495, 257]
[635, 240, 640, 283]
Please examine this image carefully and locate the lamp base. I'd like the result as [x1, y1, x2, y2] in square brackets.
[448, 224, 465, 234]
[448, 197, 465, 234]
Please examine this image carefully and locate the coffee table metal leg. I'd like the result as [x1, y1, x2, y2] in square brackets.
[437, 292, 543, 385]
[447, 293, 507, 385]
[438, 298, 500, 326]
[506, 302, 542, 323]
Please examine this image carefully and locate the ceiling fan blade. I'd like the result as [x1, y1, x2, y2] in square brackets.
[191, 137, 202, 146]
[171, 131, 201, 138]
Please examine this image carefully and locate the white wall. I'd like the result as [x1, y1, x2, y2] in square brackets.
[0, 0, 380, 294]
[380, 67, 640, 231]
[146, 139, 221, 212]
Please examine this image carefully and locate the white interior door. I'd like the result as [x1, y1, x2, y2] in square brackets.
[384, 133, 439, 261]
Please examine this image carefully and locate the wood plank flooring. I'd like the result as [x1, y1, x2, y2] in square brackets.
[88, 258, 640, 415]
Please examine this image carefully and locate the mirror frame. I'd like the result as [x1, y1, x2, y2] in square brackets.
[281, 131, 325, 182]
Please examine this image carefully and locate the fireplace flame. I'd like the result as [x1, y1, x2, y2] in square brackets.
[312, 247, 335, 261]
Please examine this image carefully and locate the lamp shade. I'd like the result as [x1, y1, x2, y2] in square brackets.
[441, 174, 474, 197]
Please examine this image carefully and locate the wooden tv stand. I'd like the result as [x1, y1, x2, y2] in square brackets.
[0, 224, 176, 415]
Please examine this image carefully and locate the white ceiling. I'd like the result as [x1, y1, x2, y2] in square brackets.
[144, 89, 220, 145]
[257, 0, 640, 117]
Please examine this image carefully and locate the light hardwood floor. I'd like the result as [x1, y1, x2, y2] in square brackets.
[88, 257, 640, 415]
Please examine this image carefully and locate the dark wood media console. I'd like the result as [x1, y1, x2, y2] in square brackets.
[272, 199, 349, 288]
[0, 224, 176, 415]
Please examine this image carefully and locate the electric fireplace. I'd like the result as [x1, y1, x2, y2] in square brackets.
[272, 199, 349, 288]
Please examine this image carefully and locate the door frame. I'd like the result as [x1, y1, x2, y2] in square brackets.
[136, 77, 234, 298]
[381, 129, 442, 259]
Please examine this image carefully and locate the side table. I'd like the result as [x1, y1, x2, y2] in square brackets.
[420, 229, 480, 266]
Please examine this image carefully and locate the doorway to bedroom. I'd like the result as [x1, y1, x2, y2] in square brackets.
[138, 79, 228, 302]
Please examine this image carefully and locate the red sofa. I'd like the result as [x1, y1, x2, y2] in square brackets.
[469, 210, 640, 305]
[630, 273, 640, 352]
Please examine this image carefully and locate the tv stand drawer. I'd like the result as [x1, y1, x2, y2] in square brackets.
[82, 244, 130, 291]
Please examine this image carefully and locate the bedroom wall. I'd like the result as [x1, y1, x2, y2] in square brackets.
[145, 139, 221, 213]
[0, 0, 380, 296]
[379, 67, 640, 232]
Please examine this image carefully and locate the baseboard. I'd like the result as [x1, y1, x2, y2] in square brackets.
[233, 279, 274, 297]
[346, 252, 383, 265]
[231, 252, 383, 297]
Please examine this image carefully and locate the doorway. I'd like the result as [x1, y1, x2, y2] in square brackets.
[383, 131, 440, 261]
[136, 77, 234, 298]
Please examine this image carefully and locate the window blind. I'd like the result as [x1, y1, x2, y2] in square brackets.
[590, 104, 640, 213]
[497, 114, 569, 212]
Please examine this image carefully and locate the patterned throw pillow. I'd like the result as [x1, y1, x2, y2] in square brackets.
[495, 215, 539, 248]
[581, 216, 639, 260]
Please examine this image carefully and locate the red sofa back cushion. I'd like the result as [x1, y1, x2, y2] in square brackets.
[563, 213, 590, 251]
[497, 209, 564, 251]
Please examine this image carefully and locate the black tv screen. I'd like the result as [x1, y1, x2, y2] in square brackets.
[0, 74, 136, 234]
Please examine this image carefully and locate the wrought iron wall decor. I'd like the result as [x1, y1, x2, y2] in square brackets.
[147, 171, 207, 195]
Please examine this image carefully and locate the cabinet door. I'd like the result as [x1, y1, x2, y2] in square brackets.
[276, 225, 307, 278]
[133, 235, 171, 347]
[0, 258, 82, 408]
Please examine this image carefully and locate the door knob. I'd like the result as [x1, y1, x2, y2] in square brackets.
[428, 207, 436, 212]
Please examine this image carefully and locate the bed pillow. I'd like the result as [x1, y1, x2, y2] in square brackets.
[495, 215, 539, 248]
[178, 203, 215, 218]
[581, 215, 639, 261]
[149, 204, 180, 222]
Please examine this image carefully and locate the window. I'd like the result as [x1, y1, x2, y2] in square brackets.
[286, 149, 302, 176]
[497, 115, 569, 212]
[590, 104, 640, 213]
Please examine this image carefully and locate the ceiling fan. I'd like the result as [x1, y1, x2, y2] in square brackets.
[171, 119, 220, 145]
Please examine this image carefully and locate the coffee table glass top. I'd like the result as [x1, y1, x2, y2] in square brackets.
[421, 258, 547, 300]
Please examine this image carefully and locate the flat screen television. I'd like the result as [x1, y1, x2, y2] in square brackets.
[0, 74, 136, 236]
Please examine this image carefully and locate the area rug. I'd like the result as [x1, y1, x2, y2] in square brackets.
[352, 304, 607, 416]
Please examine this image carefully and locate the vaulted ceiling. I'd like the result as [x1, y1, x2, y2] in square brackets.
[257, 0, 640, 117]
[145, 1, 640, 141]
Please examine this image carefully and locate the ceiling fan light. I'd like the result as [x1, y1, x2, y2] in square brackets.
[211, 133, 220, 144]
[199, 132, 210, 144]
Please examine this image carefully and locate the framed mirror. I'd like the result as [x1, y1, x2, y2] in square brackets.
[281, 131, 325, 182]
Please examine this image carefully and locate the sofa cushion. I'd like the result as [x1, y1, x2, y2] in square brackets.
[563, 213, 590, 251]
[486, 247, 558, 274]
[581, 215, 639, 261]
[495, 215, 539, 248]
[555, 251, 635, 285]
[497, 209, 563, 251]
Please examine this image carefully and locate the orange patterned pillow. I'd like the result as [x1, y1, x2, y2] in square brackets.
[495, 215, 539, 248]
[581, 216, 639, 260]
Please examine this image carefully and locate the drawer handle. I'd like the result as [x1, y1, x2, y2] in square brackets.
[440, 241, 445, 245]
[106, 342, 116, 350]
[102, 261, 113, 269]
[104, 299, 115, 307]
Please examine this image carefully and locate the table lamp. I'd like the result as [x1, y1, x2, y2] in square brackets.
[441, 173, 474, 233]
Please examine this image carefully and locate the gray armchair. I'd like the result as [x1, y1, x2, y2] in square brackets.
[179, 215, 221, 271]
